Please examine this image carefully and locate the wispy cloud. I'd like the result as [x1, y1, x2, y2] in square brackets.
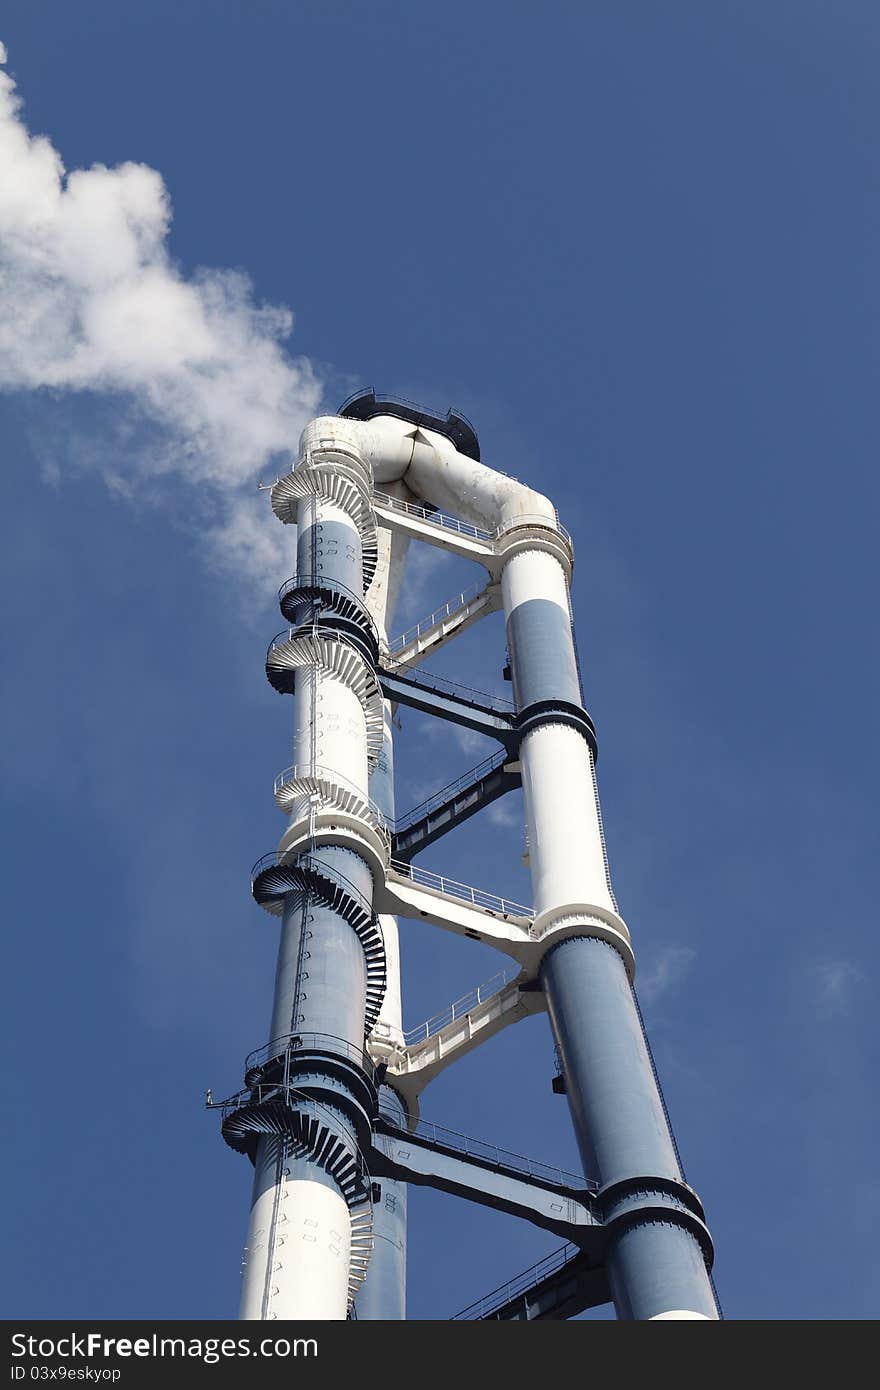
[637, 946, 697, 1005]
[449, 726, 488, 757]
[809, 958, 866, 1015]
[487, 799, 519, 829]
[416, 712, 491, 759]
[0, 44, 321, 589]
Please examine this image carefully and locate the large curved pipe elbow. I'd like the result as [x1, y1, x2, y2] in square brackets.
[299, 413, 558, 534]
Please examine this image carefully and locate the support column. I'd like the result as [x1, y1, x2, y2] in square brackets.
[240, 1141, 355, 1321]
[502, 538, 719, 1321]
[356, 702, 408, 1320]
[235, 434, 384, 1321]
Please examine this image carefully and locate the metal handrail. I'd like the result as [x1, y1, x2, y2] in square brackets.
[338, 389, 479, 443]
[266, 623, 371, 660]
[373, 490, 571, 548]
[388, 858, 532, 922]
[388, 581, 489, 653]
[400, 969, 516, 1046]
[214, 1081, 292, 1119]
[244, 1030, 373, 1079]
[451, 1242, 581, 1320]
[497, 512, 572, 547]
[215, 1085, 369, 1158]
[373, 490, 493, 543]
[277, 573, 378, 632]
[251, 850, 378, 925]
[378, 1103, 593, 1192]
[393, 749, 511, 832]
[271, 763, 390, 836]
[257, 847, 532, 928]
[381, 661, 515, 714]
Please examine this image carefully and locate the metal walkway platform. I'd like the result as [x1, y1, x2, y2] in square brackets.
[451, 1243, 609, 1321]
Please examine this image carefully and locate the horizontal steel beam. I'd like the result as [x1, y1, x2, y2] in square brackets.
[392, 763, 521, 860]
[378, 668, 518, 748]
[456, 1250, 610, 1321]
[370, 1122, 601, 1248]
[372, 980, 545, 1110]
[373, 501, 499, 567]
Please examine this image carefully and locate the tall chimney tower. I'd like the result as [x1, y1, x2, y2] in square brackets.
[212, 392, 719, 1321]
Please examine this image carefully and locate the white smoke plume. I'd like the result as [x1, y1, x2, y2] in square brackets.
[0, 44, 323, 587]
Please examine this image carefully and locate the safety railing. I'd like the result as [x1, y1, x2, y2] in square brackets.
[373, 490, 572, 549]
[393, 749, 512, 832]
[388, 858, 532, 922]
[381, 662, 515, 715]
[451, 1242, 581, 1320]
[401, 969, 516, 1046]
[387, 581, 492, 654]
[271, 763, 390, 836]
[263, 444, 373, 498]
[338, 388, 479, 443]
[378, 1103, 593, 1193]
[251, 850, 378, 925]
[277, 573, 378, 632]
[373, 490, 493, 543]
[212, 1081, 292, 1120]
[213, 1085, 369, 1153]
[496, 512, 572, 547]
[453, 1238, 722, 1321]
[244, 1031, 373, 1080]
[267, 623, 371, 660]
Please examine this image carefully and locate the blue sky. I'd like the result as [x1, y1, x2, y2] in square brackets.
[1, 1, 877, 1320]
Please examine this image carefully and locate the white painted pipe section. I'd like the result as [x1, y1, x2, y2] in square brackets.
[376, 912, 403, 1045]
[266, 1179, 351, 1320]
[239, 1140, 280, 1320]
[292, 673, 369, 789]
[284, 669, 370, 832]
[297, 495, 362, 561]
[649, 1311, 712, 1320]
[519, 724, 616, 915]
[501, 545, 571, 615]
[501, 547, 616, 917]
[240, 1143, 351, 1321]
[298, 414, 557, 533]
[244, 467, 374, 1323]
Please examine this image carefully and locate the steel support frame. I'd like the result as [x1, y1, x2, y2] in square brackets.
[216, 395, 719, 1324]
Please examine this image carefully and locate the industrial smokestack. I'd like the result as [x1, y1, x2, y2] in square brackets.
[216, 392, 719, 1321]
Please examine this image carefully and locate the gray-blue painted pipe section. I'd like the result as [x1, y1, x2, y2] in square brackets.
[541, 937, 717, 1317]
[505, 584, 718, 1317]
[270, 846, 371, 1055]
[286, 507, 372, 1055]
[240, 487, 377, 1317]
[607, 1219, 717, 1321]
[541, 938, 680, 1184]
[505, 598, 582, 709]
[368, 739, 394, 825]
[353, 1086, 408, 1321]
